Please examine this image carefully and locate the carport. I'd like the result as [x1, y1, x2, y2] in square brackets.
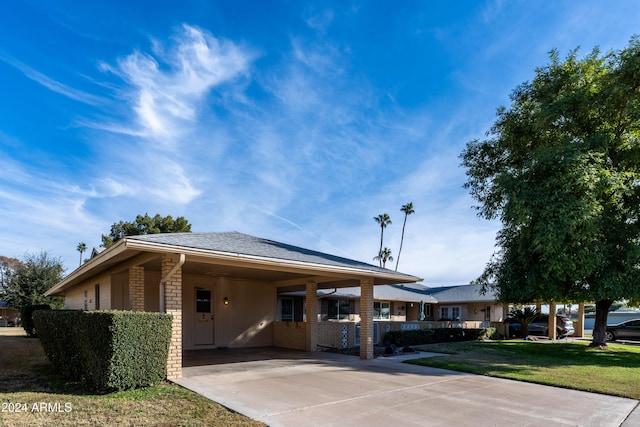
[45, 232, 422, 379]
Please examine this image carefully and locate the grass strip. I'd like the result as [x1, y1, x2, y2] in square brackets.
[0, 329, 264, 427]
[408, 340, 640, 400]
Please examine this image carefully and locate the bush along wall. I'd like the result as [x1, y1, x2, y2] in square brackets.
[21, 304, 51, 337]
[384, 327, 498, 347]
[33, 310, 173, 391]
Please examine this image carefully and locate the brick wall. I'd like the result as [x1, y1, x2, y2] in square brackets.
[273, 321, 306, 350]
[129, 266, 145, 311]
[317, 321, 357, 349]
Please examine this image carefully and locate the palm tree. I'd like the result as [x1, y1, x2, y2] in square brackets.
[373, 213, 391, 266]
[77, 242, 87, 266]
[395, 202, 415, 271]
[508, 306, 539, 338]
[373, 247, 394, 269]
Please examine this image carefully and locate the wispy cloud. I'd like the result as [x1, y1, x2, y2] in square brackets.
[0, 53, 106, 106]
[99, 24, 254, 144]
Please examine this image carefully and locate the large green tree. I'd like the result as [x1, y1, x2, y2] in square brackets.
[461, 38, 640, 347]
[101, 213, 192, 248]
[4, 251, 64, 310]
[0, 255, 21, 297]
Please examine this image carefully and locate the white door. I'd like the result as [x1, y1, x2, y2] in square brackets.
[194, 288, 214, 346]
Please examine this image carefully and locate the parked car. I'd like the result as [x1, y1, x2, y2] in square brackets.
[605, 319, 640, 341]
[0, 318, 15, 327]
[508, 315, 575, 339]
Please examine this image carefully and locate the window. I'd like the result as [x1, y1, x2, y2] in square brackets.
[424, 304, 432, 318]
[440, 306, 461, 321]
[195, 289, 211, 313]
[281, 298, 294, 321]
[83, 290, 88, 310]
[484, 305, 491, 321]
[95, 285, 100, 310]
[328, 299, 351, 320]
[374, 302, 390, 320]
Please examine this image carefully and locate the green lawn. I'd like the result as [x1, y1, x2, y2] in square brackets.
[409, 340, 640, 400]
[0, 329, 264, 427]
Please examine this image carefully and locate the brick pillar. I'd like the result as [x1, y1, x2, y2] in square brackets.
[575, 303, 585, 338]
[305, 281, 318, 352]
[129, 266, 145, 311]
[360, 278, 374, 359]
[162, 254, 183, 380]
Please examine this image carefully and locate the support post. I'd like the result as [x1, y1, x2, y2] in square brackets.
[162, 254, 183, 380]
[129, 266, 145, 311]
[359, 278, 374, 359]
[305, 281, 318, 352]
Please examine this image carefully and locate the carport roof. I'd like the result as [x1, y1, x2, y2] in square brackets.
[129, 232, 396, 273]
[46, 232, 422, 296]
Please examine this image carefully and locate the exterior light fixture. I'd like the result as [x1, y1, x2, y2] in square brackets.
[223, 297, 229, 305]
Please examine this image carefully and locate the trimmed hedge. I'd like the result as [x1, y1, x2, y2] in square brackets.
[21, 304, 51, 337]
[33, 310, 172, 391]
[384, 327, 498, 347]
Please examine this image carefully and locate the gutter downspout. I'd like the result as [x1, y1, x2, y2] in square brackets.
[159, 253, 185, 312]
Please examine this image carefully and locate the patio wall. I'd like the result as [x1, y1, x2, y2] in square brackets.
[273, 320, 502, 351]
[273, 321, 307, 350]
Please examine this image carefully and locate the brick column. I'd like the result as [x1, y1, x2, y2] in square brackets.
[129, 266, 145, 311]
[162, 254, 183, 380]
[360, 278, 374, 359]
[305, 281, 318, 352]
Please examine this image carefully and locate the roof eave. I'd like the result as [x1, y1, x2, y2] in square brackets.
[124, 239, 422, 283]
[45, 240, 129, 296]
[46, 238, 422, 297]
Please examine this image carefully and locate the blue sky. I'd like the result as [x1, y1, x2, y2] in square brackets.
[1, 1, 639, 285]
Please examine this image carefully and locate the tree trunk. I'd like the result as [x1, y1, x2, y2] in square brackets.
[589, 299, 613, 348]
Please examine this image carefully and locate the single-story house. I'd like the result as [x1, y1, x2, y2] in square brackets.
[426, 284, 506, 324]
[0, 300, 19, 326]
[45, 232, 422, 379]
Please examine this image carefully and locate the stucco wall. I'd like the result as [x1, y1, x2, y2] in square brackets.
[111, 271, 130, 310]
[214, 277, 275, 348]
[181, 276, 276, 349]
[64, 271, 111, 310]
[144, 271, 161, 312]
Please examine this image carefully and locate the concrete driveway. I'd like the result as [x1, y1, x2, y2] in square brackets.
[174, 348, 639, 427]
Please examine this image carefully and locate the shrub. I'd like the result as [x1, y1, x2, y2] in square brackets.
[384, 327, 497, 346]
[384, 329, 434, 346]
[21, 304, 51, 337]
[34, 310, 173, 391]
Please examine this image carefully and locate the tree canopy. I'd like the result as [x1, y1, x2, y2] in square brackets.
[461, 38, 640, 346]
[2, 251, 64, 310]
[101, 213, 192, 248]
